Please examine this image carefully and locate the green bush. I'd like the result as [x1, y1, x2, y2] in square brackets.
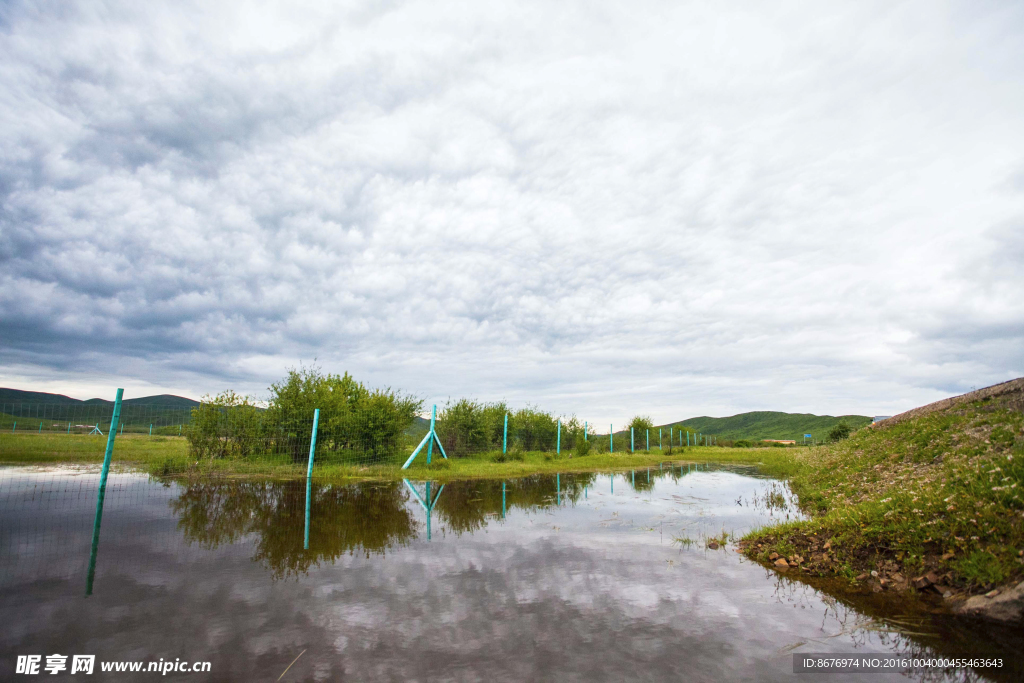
[575, 437, 592, 457]
[827, 421, 852, 443]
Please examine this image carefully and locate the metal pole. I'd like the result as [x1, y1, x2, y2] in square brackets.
[659, 428, 662, 450]
[584, 421, 587, 441]
[631, 427, 634, 453]
[87, 388, 123, 596]
[149, 424, 152, 436]
[610, 424, 613, 453]
[646, 429, 649, 451]
[304, 408, 320, 550]
[557, 418, 561, 455]
[503, 414, 508, 454]
[427, 405, 436, 465]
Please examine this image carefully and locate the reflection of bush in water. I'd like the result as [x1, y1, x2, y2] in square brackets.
[431, 473, 599, 535]
[171, 480, 417, 578]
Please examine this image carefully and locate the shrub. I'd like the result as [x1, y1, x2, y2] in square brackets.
[827, 421, 852, 443]
[575, 437, 592, 457]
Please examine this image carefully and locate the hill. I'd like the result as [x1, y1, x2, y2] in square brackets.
[0, 388, 200, 407]
[661, 411, 872, 441]
[743, 377, 1024, 618]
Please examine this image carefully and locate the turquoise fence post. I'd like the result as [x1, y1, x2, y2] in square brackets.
[610, 424, 613, 453]
[119, 423, 123, 436]
[86, 388, 123, 596]
[584, 421, 587, 441]
[39, 422, 42, 433]
[67, 422, 71, 434]
[149, 424, 152, 436]
[557, 418, 561, 455]
[427, 405, 436, 465]
[304, 408, 320, 550]
[178, 425, 182, 436]
[631, 427, 634, 453]
[659, 428, 662, 449]
[503, 414, 508, 454]
[11, 422, 15, 432]
[646, 429, 649, 451]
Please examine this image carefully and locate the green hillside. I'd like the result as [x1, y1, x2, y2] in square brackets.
[662, 411, 872, 442]
[0, 388, 199, 407]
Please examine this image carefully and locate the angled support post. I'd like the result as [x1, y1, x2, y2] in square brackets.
[401, 405, 448, 469]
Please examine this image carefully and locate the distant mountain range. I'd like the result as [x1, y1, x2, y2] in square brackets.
[0, 388, 200, 408]
[660, 411, 872, 441]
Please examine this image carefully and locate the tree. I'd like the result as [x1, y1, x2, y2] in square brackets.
[827, 421, 852, 443]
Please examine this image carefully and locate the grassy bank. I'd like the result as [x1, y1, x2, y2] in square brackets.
[0, 431, 796, 481]
[741, 382, 1024, 597]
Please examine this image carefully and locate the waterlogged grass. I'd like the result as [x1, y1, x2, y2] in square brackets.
[0, 432, 789, 481]
[742, 396, 1024, 593]
[0, 433, 187, 463]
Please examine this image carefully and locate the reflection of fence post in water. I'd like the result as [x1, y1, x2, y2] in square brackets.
[404, 480, 445, 541]
[86, 388, 123, 597]
[556, 473, 560, 505]
[502, 481, 506, 519]
[304, 409, 320, 551]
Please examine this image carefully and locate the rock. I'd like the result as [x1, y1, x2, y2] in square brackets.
[708, 541, 720, 550]
[891, 573, 905, 583]
[955, 581, 1024, 624]
[985, 589, 1000, 598]
[823, 541, 832, 550]
[774, 558, 790, 570]
[855, 573, 869, 581]
[912, 575, 932, 590]
[925, 571, 941, 584]
[769, 552, 779, 561]
[870, 570, 879, 578]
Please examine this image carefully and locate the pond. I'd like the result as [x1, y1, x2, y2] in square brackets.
[0, 463, 1018, 681]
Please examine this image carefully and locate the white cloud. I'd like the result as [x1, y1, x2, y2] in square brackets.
[1, 0, 1022, 421]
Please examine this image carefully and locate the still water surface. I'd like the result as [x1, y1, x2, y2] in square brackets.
[0, 464, 1016, 681]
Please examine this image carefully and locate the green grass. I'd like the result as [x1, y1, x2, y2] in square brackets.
[665, 411, 872, 442]
[741, 395, 1024, 592]
[0, 432, 780, 482]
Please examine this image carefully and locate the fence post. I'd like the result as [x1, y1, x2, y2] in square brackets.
[659, 428, 662, 449]
[610, 424, 613, 453]
[646, 429, 649, 451]
[503, 414, 508, 454]
[87, 388, 123, 596]
[304, 408, 320, 550]
[631, 427, 634, 453]
[39, 422, 42, 433]
[149, 424, 152, 436]
[67, 422, 70, 434]
[557, 418, 561, 454]
[427, 405, 436, 465]
[584, 421, 587, 441]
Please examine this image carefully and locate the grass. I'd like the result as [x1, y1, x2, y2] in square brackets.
[740, 393, 1024, 594]
[0, 432, 779, 481]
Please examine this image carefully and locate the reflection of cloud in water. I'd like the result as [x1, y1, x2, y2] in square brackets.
[0, 468, 1014, 682]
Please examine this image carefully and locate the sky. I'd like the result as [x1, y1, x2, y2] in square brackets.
[1, 0, 1022, 425]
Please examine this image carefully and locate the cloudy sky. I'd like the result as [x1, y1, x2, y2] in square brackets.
[1, 0, 1022, 424]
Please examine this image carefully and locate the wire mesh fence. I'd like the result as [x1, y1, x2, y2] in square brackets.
[0, 396, 710, 474]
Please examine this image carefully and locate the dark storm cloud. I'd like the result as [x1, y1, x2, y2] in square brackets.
[0, 0, 1022, 418]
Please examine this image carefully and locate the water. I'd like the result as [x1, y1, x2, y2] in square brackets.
[0, 464, 1019, 682]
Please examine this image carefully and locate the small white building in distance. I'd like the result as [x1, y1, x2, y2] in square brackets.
[872, 416, 892, 424]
